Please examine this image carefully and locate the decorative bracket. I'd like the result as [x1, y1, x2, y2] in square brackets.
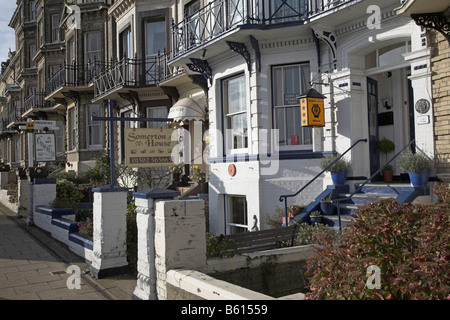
[312, 27, 338, 70]
[62, 90, 80, 105]
[250, 36, 261, 73]
[411, 12, 450, 42]
[226, 41, 251, 72]
[53, 97, 67, 107]
[118, 91, 140, 108]
[187, 58, 212, 86]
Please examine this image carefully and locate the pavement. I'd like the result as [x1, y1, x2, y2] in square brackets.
[0, 203, 137, 300]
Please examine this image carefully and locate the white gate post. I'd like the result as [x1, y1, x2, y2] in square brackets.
[132, 188, 180, 300]
[89, 185, 129, 279]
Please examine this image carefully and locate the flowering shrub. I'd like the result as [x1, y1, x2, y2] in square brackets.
[305, 184, 450, 300]
[189, 165, 205, 181]
[78, 218, 93, 237]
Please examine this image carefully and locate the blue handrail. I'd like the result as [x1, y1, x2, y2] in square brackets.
[333, 138, 416, 232]
[279, 138, 367, 226]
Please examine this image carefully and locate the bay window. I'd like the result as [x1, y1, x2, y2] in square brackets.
[223, 74, 248, 152]
[272, 63, 312, 149]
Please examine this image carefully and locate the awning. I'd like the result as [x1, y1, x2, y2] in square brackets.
[168, 97, 206, 122]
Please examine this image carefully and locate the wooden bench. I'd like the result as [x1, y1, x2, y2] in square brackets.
[217, 224, 299, 254]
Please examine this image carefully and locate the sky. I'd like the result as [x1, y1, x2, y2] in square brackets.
[0, 1, 17, 65]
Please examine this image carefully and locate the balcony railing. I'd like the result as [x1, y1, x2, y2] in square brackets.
[48, 60, 105, 95]
[172, 0, 351, 59]
[93, 52, 177, 99]
[8, 105, 23, 125]
[23, 92, 56, 114]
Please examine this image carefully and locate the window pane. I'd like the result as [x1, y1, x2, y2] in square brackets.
[146, 20, 166, 57]
[147, 107, 168, 129]
[88, 105, 102, 146]
[227, 196, 248, 234]
[226, 76, 245, 114]
[284, 66, 300, 105]
[229, 113, 247, 149]
[276, 107, 286, 145]
[273, 67, 283, 106]
[272, 63, 312, 147]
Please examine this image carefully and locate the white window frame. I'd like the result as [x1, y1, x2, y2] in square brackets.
[84, 32, 101, 64]
[225, 195, 248, 235]
[146, 107, 168, 129]
[272, 63, 312, 151]
[86, 104, 103, 149]
[222, 73, 248, 154]
[51, 14, 60, 43]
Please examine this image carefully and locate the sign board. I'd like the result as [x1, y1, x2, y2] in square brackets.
[125, 128, 176, 167]
[26, 122, 34, 130]
[34, 133, 56, 162]
[300, 97, 325, 127]
[34, 120, 56, 130]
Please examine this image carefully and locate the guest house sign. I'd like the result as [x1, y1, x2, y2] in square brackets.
[125, 128, 176, 167]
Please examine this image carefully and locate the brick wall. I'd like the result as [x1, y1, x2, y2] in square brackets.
[210, 259, 308, 298]
[431, 31, 450, 182]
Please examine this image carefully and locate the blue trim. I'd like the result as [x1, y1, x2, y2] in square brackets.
[69, 232, 93, 250]
[51, 217, 79, 233]
[133, 187, 180, 199]
[33, 178, 56, 184]
[35, 205, 75, 217]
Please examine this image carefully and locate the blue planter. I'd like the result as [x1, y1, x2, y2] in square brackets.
[331, 170, 347, 185]
[311, 216, 322, 224]
[320, 201, 336, 215]
[409, 169, 430, 187]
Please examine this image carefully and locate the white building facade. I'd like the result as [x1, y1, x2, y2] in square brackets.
[167, 0, 435, 234]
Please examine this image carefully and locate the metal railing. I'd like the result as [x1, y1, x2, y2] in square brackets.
[279, 138, 367, 226]
[172, 0, 352, 59]
[333, 138, 416, 232]
[47, 60, 105, 94]
[23, 91, 56, 114]
[93, 51, 176, 99]
[8, 105, 23, 124]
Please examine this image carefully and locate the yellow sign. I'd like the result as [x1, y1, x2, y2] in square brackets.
[125, 128, 176, 167]
[300, 97, 325, 127]
[26, 122, 34, 130]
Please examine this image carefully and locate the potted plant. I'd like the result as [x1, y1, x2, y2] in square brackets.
[310, 211, 322, 224]
[378, 138, 395, 182]
[320, 153, 350, 185]
[396, 151, 433, 187]
[320, 192, 336, 215]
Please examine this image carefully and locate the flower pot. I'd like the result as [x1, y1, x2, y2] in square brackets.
[409, 169, 430, 187]
[331, 170, 347, 185]
[320, 201, 336, 215]
[310, 216, 322, 224]
[382, 169, 393, 182]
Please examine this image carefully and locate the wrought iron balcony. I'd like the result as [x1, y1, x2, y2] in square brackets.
[23, 91, 56, 115]
[93, 52, 176, 100]
[8, 105, 24, 126]
[47, 61, 105, 96]
[171, 0, 353, 60]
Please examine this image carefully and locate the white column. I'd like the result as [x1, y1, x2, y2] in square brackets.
[89, 186, 129, 279]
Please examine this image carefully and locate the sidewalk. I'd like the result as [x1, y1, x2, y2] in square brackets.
[0, 203, 136, 300]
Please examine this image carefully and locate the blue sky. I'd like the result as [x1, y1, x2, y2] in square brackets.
[0, 1, 17, 64]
